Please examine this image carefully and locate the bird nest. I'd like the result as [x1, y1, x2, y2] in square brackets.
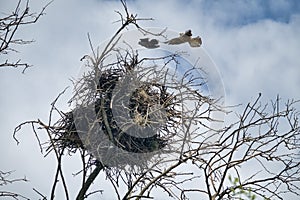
[50, 53, 183, 168]
[45, 25, 217, 169]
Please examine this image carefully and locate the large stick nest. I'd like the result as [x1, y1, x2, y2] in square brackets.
[50, 52, 182, 167]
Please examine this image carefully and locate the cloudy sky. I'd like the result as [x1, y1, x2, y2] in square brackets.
[1, 0, 300, 199]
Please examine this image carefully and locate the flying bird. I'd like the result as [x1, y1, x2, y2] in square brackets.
[164, 30, 202, 47]
[138, 38, 160, 49]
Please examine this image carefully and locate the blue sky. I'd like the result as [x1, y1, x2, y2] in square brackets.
[200, 0, 300, 26]
[1, 0, 300, 199]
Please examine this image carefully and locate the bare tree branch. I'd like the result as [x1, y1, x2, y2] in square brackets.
[12, 1, 300, 200]
[0, 0, 52, 73]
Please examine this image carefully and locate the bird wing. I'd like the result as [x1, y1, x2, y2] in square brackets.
[138, 38, 159, 49]
[150, 39, 159, 45]
[165, 35, 190, 45]
[188, 36, 202, 47]
[139, 38, 149, 42]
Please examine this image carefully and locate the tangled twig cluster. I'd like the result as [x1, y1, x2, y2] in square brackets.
[11, 0, 300, 199]
[52, 52, 181, 161]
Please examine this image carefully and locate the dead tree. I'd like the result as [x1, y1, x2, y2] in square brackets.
[13, 1, 300, 199]
[0, 0, 51, 73]
[0, 170, 28, 199]
[0, 1, 50, 199]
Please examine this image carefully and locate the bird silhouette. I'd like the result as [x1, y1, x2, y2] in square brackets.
[138, 38, 160, 49]
[164, 30, 202, 47]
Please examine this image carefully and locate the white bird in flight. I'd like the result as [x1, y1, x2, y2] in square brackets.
[165, 30, 202, 47]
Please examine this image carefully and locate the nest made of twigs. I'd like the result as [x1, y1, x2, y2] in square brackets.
[51, 65, 178, 163]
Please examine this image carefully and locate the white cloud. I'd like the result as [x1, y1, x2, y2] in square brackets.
[1, 0, 299, 199]
[206, 14, 300, 105]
